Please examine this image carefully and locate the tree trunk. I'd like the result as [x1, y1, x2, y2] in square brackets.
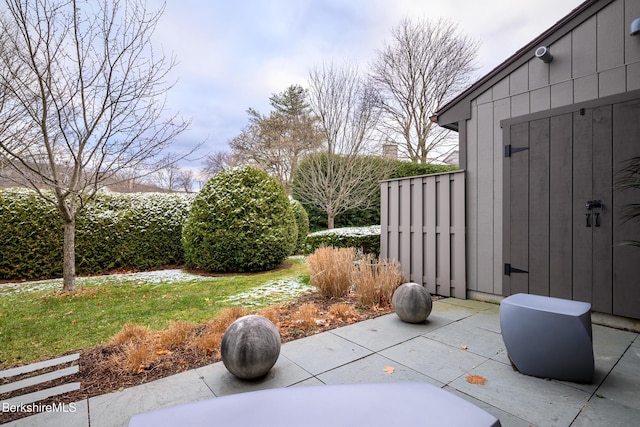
[328, 214, 335, 230]
[63, 219, 76, 291]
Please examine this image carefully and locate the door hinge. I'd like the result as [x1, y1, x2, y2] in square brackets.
[504, 263, 529, 276]
[504, 144, 529, 158]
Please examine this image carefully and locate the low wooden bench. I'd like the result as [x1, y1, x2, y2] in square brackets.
[500, 293, 594, 383]
[128, 383, 501, 427]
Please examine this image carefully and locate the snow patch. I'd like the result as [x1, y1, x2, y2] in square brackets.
[309, 225, 381, 237]
[0, 269, 214, 298]
[224, 276, 312, 307]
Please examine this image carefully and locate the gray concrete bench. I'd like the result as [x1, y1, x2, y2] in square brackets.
[128, 383, 501, 427]
[500, 293, 594, 383]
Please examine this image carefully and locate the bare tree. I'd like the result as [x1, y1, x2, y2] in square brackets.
[155, 157, 181, 191]
[293, 62, 391, 229]
[0, 0, 190, 291]
[175, 169, 195, 193]
[202, 150, 238, 177]
[371, 18, 478, 163]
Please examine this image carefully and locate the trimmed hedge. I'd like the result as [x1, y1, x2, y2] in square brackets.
[304, 226, 381, 256]
[0, 189, 64, 280]
[182, 166, 297, 272]
[290, 199, 309, 254]
[295, 159, 457, 231]
[77, 192, 193, 273]
[0, 189, 193, 280]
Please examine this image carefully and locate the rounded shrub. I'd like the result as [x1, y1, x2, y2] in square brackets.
[290, 199, 309, 254]
[182, 166, 297, 272]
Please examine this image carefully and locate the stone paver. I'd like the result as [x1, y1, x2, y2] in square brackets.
[2, 383, 81, 408]
[196, 354, 312, 397]
[424, 318, 506, 360]
[571, 392, 640, 427]
[379, 336, 488, 384]
[330, 313, 436, 352]
[4, 301, 639, 427]
[0, 366, 79, 395]
[0, 354, 80, 379]
[445, 387, 533, 427]
[279, 330, 372, 375]
[2, 400, 88, 427]
[588, 340, 640, 410]
[317, 353, 441, 386]
[449, 358, 591, 426]
[430, 299, 482, 321]
[88, 370, 214, 427]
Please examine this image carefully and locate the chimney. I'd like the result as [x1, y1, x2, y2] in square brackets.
[382, 143, 398, 159]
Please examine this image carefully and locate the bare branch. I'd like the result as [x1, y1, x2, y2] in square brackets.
[0, 0, 191, 290]
[371, 17, 478, 162]
[294, 62, 389, 228]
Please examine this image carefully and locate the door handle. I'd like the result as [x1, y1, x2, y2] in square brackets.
[585, 200, 603, 228]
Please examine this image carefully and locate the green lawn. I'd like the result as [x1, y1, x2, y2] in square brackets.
[0, 257, 310, 368]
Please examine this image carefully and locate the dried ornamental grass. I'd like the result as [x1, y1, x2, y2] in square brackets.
[111, 323, 151, 345]
[257, 306, 282, 328]
[158, 321, 195, 350]
[352, 255, 405, 306]
[292, 303, 319, 330]
[328, 302, 354, 320]
[190, 332, 223, 356]
[110, 342, 157, 374]
[207, 306, 250, 334]
[307, 246, 356, 297]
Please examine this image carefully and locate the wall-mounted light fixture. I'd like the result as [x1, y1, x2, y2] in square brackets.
[631, 18, 640, 36]
[535, 46, 553, 63]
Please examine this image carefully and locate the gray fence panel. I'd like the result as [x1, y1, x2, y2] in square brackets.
[381, 171, 466, 299]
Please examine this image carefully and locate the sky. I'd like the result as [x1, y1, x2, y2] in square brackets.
[147, 0, 584, 169]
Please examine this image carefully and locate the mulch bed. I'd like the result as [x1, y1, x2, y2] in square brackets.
[0, 291, 395, 424]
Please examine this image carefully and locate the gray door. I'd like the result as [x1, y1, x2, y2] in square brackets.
[503, 98, 640, 319]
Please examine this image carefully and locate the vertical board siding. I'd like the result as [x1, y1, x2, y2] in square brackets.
[381, 171, 466, 298]
[529, 119, 551, 297]
[549, 114, 574, 300]
[612, 99, 640, 318]
[572, 109, 594, 304]
[592, 105, 613, 313]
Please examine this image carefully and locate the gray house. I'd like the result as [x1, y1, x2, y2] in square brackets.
[381, 0, 640, 321]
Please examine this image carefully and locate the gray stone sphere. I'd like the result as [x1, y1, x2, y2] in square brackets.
[221, 315, 281, 380]
[392, 282, 433, 323]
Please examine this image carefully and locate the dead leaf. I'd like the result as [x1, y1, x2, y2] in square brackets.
[65, 310, 73, 316]
[383, 366, 395, 374]
[461, 345, 469, 350]
[156, 349, 171, 356]
[466, 375, 487, 385]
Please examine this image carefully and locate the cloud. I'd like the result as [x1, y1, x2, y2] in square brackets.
[149, 0, 582, 165]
